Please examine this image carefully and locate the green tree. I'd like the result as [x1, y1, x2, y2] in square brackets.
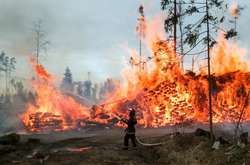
[0, 52, 6, 89]
[0, 52, 17, 95]
[161, 0, 236, 69]
[33, 19, 50, 64]
[160, 0, 238, 141]
[8, 57, 16, 93]
[2, 54, 9, 94]
[61, 67, 74, 92]
[83, 80, 92, 99]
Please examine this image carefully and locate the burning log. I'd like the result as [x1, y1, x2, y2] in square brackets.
[21, 52, 250, 132]
[27, 112, 64, 131]
[97, 113, 110, 119]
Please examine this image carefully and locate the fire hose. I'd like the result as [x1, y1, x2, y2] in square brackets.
[116, 116, 164, 147]
[93, 104, 165, 147]
[135, 136, 164, 147]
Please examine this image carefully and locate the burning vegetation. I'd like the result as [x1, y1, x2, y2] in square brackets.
[1, 1, 250, 165]
[20, 31, 250, 132]
[13, 0, 249, 134]
[21, 62, 90, 131]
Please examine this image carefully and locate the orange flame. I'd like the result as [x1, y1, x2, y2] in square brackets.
[21, 62, 90, 131]
[211, 32, 249, 75]
[21, 19, 250, 132]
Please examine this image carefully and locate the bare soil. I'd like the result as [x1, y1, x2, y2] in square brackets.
[0, 128, 249, 165]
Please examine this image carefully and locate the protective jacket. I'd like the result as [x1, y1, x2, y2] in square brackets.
[122, 118, 137, 134]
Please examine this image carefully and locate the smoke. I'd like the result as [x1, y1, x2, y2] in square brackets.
[0, 0, 122, 80]
[0, 0, 165, 82]
[0, 96, 27, 133]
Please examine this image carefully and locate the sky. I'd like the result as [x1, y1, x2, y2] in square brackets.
[0, 0, 249, 84]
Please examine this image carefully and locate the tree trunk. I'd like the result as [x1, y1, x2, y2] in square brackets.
[206, 0, 214, 142]
[174, 0, 177, 56]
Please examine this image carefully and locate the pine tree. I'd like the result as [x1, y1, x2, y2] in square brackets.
[76, 82, 84, 96]
[33, 20, 50, 64]
[83, 80, 92, 99]
[61, 67, 73, 92]
[91, 83, 98, 102]
[161, 0, 235, 141]
[63, 67, 73, 84]
[161, 0, 236, 70]
[0, 52, 6, 93]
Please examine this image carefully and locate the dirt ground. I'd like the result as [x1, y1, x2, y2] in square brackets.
[0, 128, 250, 165]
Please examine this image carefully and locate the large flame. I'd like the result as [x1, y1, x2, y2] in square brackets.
[210, 33, 249, 75]
[21, 16, 250, 131]
[21, 61, 90, 131]
[88, 32, 250, 128]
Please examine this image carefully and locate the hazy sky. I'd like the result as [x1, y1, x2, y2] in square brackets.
[0, 0, 249, 83]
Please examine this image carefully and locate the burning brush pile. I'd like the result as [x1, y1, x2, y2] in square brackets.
[21, 63, 90, 132]
[20, 33, 250, 132]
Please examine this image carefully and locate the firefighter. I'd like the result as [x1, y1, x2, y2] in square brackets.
[120, 108, 137, 150]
